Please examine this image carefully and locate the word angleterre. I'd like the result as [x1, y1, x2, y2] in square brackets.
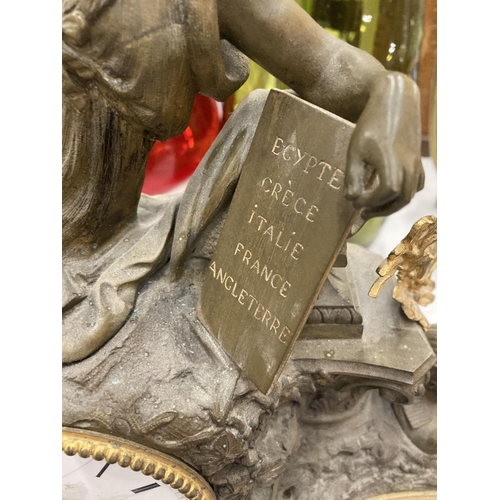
[208, 261, 290, 344]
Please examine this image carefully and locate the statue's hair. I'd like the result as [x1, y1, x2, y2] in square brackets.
[63, 0, 115, 22]
[62, 0, 151, 251]
[62, 0, 117, 111]
[63, 0, 116, 45]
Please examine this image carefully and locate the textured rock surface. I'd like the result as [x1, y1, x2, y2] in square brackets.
[268, 391, 436, 500]
[63, 243, 436, 499]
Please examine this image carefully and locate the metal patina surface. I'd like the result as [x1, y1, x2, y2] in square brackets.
[302, 264, 364, 340]
[63, 244, 437, 500]
[62, 0, 426, 364]
[61, 1, 435, 497]
[198, 90, 361, 394]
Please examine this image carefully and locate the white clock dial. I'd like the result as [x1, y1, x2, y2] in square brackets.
[62, 452, 187, 500]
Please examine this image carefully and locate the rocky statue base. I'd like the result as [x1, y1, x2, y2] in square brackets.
[62, 243, 436, 500]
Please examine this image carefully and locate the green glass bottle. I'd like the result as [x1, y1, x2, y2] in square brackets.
[232, 0, 424, 108]
[227, 1, 425, 247]
[298, 1, 425, 246]
[297, 0, 424, 76]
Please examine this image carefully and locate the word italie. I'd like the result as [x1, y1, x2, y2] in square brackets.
[198, 89, 355, 393]
[207, 134, 345, 345]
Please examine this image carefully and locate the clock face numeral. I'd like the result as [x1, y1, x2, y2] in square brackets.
[132, 483, 161, 494]
[62, 452, 187, 499]
[96, 462, 110, 478]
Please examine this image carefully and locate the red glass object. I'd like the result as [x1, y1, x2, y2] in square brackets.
[142, 95, 222, 195]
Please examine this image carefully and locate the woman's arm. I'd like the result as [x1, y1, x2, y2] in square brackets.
[218, 0, 424, 218]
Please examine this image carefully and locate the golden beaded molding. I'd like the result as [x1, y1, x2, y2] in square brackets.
[366, 492, 437, 500]
[62, 427, 216, 500]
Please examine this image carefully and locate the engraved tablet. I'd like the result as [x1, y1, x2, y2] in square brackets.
[198, 89, 359, 394]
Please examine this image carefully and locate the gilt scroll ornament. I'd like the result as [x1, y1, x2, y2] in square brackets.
[369, 215, 437, 331]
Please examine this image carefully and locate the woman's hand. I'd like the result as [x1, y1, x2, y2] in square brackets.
[345, 72, 425, 219]
[218, 0, 425, 219]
